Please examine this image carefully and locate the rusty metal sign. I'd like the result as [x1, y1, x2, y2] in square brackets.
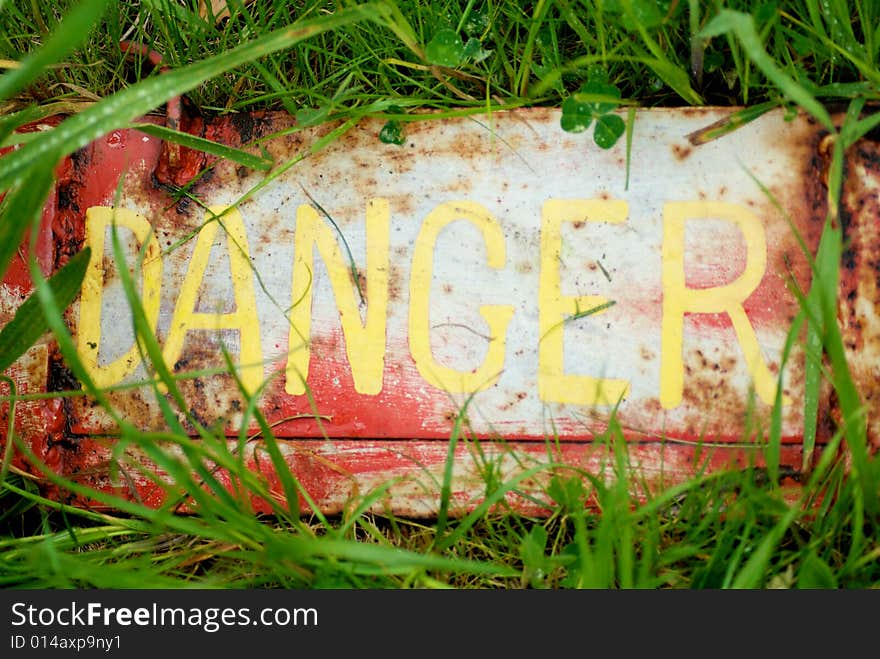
[1, 106, 878, 516]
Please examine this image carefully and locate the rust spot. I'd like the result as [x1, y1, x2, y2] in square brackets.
[678, 348, 752, 439]
[47, 353, 79, 393]
[56, 183, 79, 212]
[856, 144, 880, 171]
[354, 269, 367, 303]
[155, 108, 207, 188]
[229, 111, 273, 144]
[836, 135, 880, 450]
[671, 144, 692, 161]
[69, 145, 90, 173]
[188, 406, 210, 429]
[677, 106, 706, 117]
[100, 256, 115, 286]
[389, 192, 415, 217]
[388, 263, 403, 303]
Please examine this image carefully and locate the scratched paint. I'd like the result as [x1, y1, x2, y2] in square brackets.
[1, 106, 877, 517]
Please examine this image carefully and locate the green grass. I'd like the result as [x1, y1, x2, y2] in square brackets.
[1, 0, 879, 589]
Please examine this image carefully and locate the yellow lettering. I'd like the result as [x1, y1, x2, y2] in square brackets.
[77, 207, 162, 388]
[163, 206, 264, 394]
[285, 199, 390, 395]
[408, 201, 514, 393]
[538, 199, 630, 406]
[661, 201, 788, 408]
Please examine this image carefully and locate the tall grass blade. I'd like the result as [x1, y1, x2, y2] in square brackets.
[0, 3, 386, 192]
[436, 463, 561, 552]
[0, 0, 109, 102]
[220, 348, 308, 521]
[802, 297, 823, 472]
[700, 11, 834, 131]
[109, 221, 213, 440]
[0, 106, 47, 146]
[619, 0, 702, 105]
[434, 396, 472, 542]
[516, 0, 552, 97]
[685, 102, 778, 146]
[0, 162, 54, 282]
[129, 123, 274, 171]
[0, 376, 16, 484]
[815, 107, 875, 512]
[0, 247, 91, 374]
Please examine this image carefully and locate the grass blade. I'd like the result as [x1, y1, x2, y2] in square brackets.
[0, 162, 54, 282]
[685, 101, 779, 145]
[618, 0, 702, 105]
[699, 11, 834, 131]
[0, 376, 16, 484]
[0, 0, 109, 102]
[0, 247, 91, 374]
[129, 123, 274, 171]
[108, 218, 213, 440]
[0, 3, 386, 192]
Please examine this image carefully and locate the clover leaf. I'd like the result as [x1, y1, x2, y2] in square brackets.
[560, 76, 626, 149]
[560, 95, 594, 133]
[462, 37, 492, 64]
[593, 114, 626, 149]
[575, 80, 622, 115]
[379, 105, 406, 146]
[379, 120, 406, 145]
[425, 28, 465, 67]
